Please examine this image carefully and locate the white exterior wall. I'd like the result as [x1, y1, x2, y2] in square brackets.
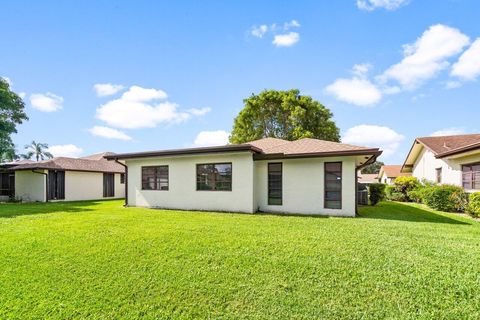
[254, 157, 357, 217]
[64, 171, 125, 201]
[15, 170, 125, 202]
[378, 172, 393, 185]
[412, 148, 480, 191]
[15, 170, 46, 202]
[126, 152, 255, 213]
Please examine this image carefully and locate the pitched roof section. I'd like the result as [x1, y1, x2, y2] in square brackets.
[10, 154, 124, 173]
[106, 137, 381, 161]
[416, 134, 480, 157]
[80, 152, 117, 161]
[380, 165, 410, 178]
[358, 173, 379, 183]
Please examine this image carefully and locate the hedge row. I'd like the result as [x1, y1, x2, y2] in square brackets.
[379, 176, 480, 217]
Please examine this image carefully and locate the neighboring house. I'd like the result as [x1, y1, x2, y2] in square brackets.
[1, 152, 125, 202]
[105, 138, 382, 217]
[402, 134, 480, 191]
[378, 165, 410, 185]
[357, 173, 378, 185]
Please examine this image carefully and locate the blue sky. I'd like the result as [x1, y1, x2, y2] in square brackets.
[1, 0, 479, 164]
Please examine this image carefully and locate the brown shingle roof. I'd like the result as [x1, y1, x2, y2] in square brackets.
[10, 154, 124, 173]
[255, 138, 375, 155]
[381, 165, 410, 178]
[417, 134, 480, 157]
[106, 137, 382, 160]
[358, 173, 378, 183]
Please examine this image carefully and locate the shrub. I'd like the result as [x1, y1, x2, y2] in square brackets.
[369, 183, 386, 206]
[391, 176, 420, 202]
[466, 192, 480, 217]
[423, 184, 466, 212]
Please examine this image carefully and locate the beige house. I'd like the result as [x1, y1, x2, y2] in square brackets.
[2, 152, 125, 202]
[401, 134, 480, 191]
[106, 138, 382, 217]
[378, 165, 410, 185]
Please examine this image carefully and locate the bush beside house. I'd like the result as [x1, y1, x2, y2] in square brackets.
[369, 183, 386, 206]
[466, 193, 480, 217]
[382, 176, 478, 217]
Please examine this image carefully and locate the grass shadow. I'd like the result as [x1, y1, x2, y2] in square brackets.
[0, 200, 107, 218]
[359, 201, 471, 225]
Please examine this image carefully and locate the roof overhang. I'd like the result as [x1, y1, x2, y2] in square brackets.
[105, 145, 262, 161]
[253, 149, 381, 160]
[401, 140, 425, 173]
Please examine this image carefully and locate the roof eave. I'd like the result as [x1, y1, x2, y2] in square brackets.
[253, 149, 382, 161]
[105, 145, 262, 160]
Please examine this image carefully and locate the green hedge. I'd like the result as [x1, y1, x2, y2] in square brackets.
[423, 184, 468, 212]
[466, 192, 480, 217]
[369, 183, 386, 206]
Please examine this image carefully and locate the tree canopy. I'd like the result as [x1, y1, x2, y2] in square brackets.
[22, 141, 53, 161]
[0, 77, 28, 160]
[230, 89, 340, 144]
[361, 161, 385, 174]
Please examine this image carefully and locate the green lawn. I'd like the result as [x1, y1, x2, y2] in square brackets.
[0, 200, 479, 319]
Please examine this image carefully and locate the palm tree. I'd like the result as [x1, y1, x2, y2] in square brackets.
[22, 141, 53, 161]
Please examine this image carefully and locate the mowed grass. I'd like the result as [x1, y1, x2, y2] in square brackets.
[0, 201, 479, 319]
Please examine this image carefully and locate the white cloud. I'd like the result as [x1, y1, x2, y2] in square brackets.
[430, 127, 466, 137]
[1, 76, 12, 85]
[326, 64, 382, 106]
[284, 20, 300, 30]
[121, 85, 167, 101]
[93, 83, 125, 97]
[188, 107, 211, 116]
[451, 38, 480, 81]
[343, 125, 404, 157]
[379, 24, 470, 89]
[273, 32, 300, 47]
[193, 130, 230, 147]
[251, 25, 268, 38]
[357, 0, 409, 11]
[445, 81, 462, 89]
[47, 144, 83, 158]
[30, 92, 63, 112]
[95, 85, 205, 129]
[88, 126, 132, 141]
[18, 92, 26, 99]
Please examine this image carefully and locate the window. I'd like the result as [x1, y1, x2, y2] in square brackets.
[196, 163, 232, 191]
[462, 163, 480, 190]
[0, 172, 14, 196]
[142, 166, 169, 190]
[48, 170, 65, 200]
[120, 173, 125, 184]
[103, 173, 115, 197]
[324, 162, 342, 209]
[436, 168, 442, 184]
[268, 163, 282, 205]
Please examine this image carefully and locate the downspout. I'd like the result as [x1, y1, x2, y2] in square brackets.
[32, 169, 48, 202]
[114, 159, 128, 207]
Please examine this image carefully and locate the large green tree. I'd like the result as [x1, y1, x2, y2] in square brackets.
[230, 89, 340, 144]
[0, 77, 28, 160]
[361, 161, 385, 174]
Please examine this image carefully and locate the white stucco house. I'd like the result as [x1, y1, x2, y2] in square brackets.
[105, 138, 382, 217]
[401, 134, 480, 192]
[378, 165, 410, 185]
[0, 152, 125, 202]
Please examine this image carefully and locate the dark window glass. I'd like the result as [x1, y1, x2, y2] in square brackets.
[103, 173, 115, 197]
[0, 172, 14, 196]
[462, 163, 480, 190]
[436, 168, 442, 184]
[196, 163, 232, 191]
[268, 163, 282, 205]
[120, 173, 125, 184]
[48, 170, 65, 200]
[142, 166, 169, 190]
[325, 162, 342, 209]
